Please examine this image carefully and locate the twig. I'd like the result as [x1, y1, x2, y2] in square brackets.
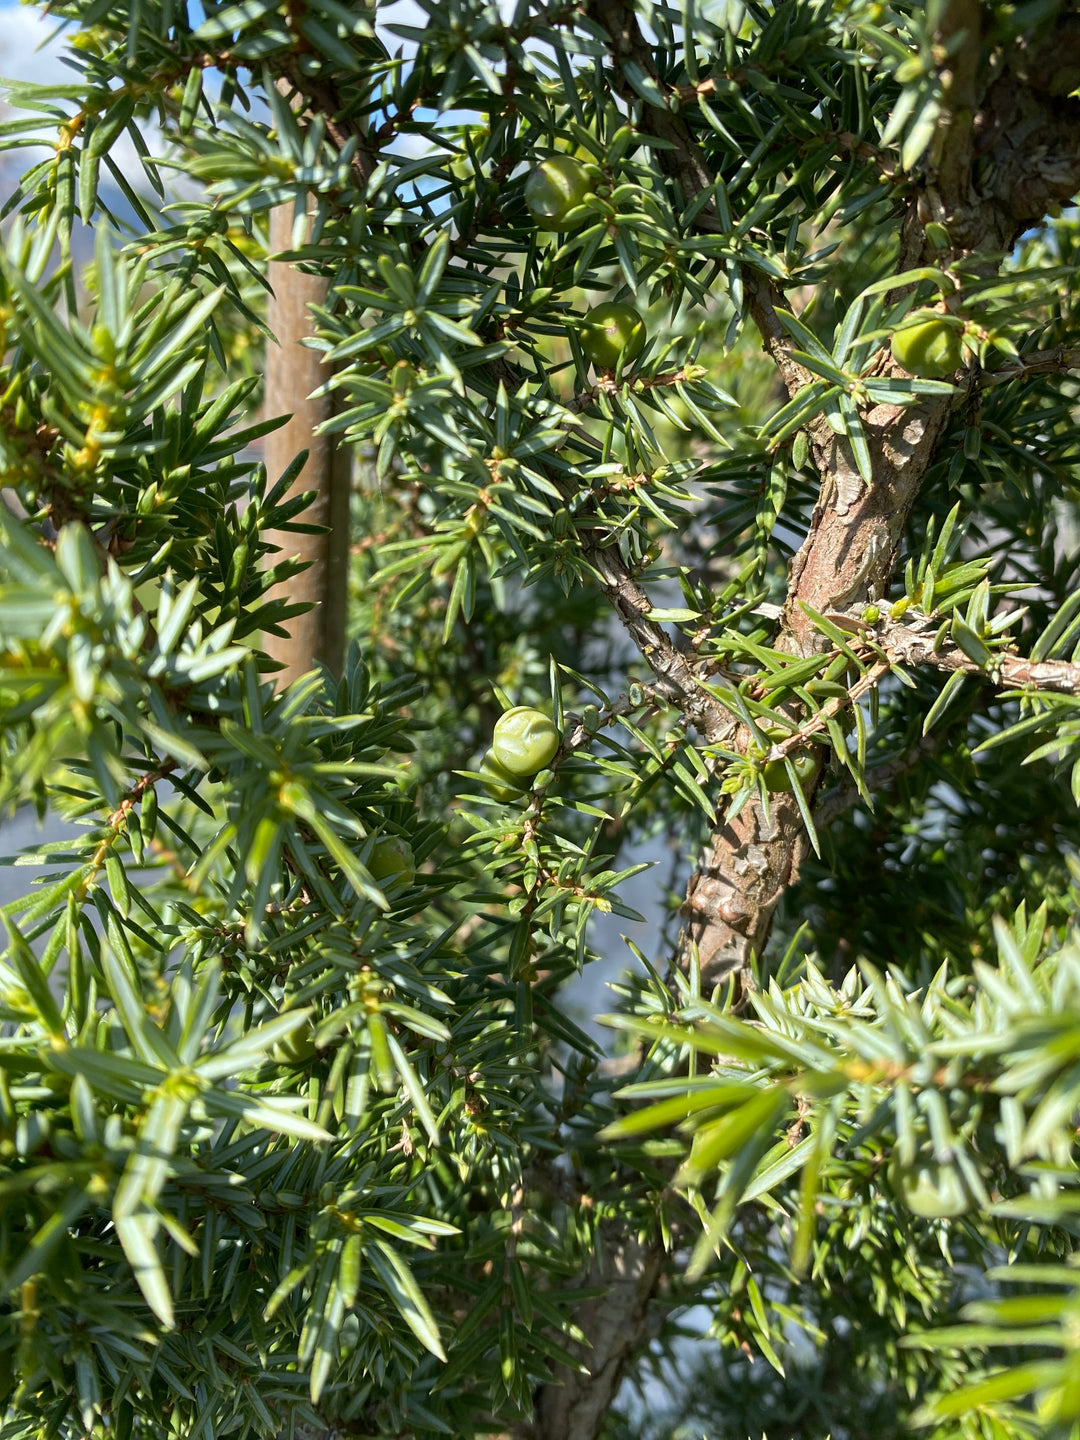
[765, 659, 891, 762]
[579, 536, 733, 744]
[882, 615, 1080, 695]
[76, 759, 181, 902]
[977, 346, 1080, 388]
[565, 367, 700, 414]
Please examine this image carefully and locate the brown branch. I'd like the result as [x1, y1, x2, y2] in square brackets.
[106, 760, 180, 832]
[882, 616, 1080, 696]
[579, 536, 733, 745]
[766, 657, 892, 762]
[565, 367, 700, 414]
[261, 207, 352, 685]
[77, 759, 181, 902]
[577, 0, 954, 1005]
[921, 11, 1080, 258]
[807, 612, 1080, 827]
[273, 56, 380, 191]
[740, 268, 816, 400]
[931, 0, 982, 205]
[809, 603, 1080, 826]
[523, 1234, 667, 1440]
[579, 0, 1080, 1058]
[979, 345, 1080, 387]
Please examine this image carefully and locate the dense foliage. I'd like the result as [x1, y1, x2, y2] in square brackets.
[2, 1, 1080, 1437]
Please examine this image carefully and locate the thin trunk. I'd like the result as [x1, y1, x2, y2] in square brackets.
[525, 1235, 666, 1440]
[262, 204, 351, 685]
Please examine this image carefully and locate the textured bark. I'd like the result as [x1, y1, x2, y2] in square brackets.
[785, 387, 955, 647]
[524, 1236, 666, 1440]
[262, 205, 351, 685]
[681, 791, 807, 984]
[883, 616, 1080, 695]
[932, 12, 1080, 256]
[580, 0, 1080, 1000]
[586, 541, 731, 743]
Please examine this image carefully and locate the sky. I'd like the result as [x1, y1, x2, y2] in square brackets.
[1, 2, 68, 86]
[0, 1, 148, 183]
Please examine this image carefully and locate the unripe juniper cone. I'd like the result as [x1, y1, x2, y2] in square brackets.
[580, 302, 646, 371]
[762, 748, 817, 793]
[270, 1019, 316, 1065]
[368, 835, 415, 883]
[524, 156, 593, 229]
[887, 1153, 977, 1219]
[479, 749, 530, 801]
[491, 706, 560, 777]
[890, 315, 963, 379]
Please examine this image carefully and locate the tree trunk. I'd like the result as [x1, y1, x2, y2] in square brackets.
[529, 1234, 666, 1440]
[262, 204, 351, 685]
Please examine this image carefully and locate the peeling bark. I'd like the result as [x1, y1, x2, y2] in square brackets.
[785, 388, 955, 648]
[682, 792, 807, 987]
